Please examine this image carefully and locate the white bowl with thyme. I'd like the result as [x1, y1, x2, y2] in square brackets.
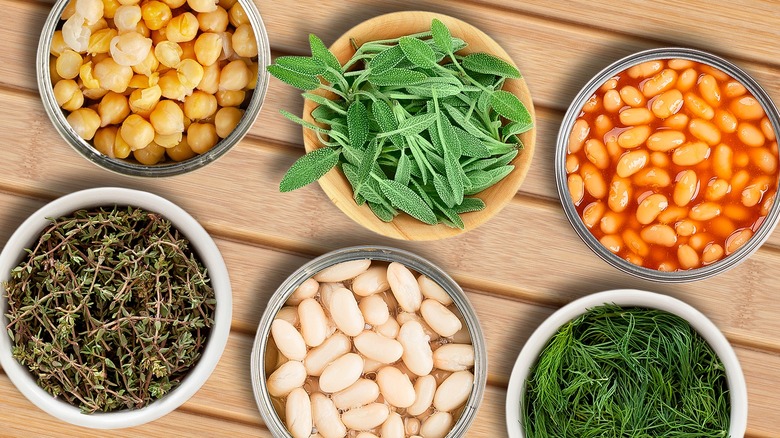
[505, 289, 747, 437]
[0, 187, 232, 429]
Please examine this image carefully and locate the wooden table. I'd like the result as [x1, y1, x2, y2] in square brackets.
[2, 0, 779, 436]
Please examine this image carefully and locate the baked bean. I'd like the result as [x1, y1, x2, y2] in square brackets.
[616, 150, 649, 177]
[714, 109, 738, 133]
[702, 243, 725, 264]
[730, 96, 764, 120]
[605, 137, 622, 160]
[617, 125, 651, 149]
[712, 144, 733, 179]
[684, 92, 715, 119]
[706, 178, 730, 201]
[595, 114, 614, 138]
[690, 202, 722, 221]
[600, 211, 625, 234]
[568, 174, 585, 205]
[734, 151, 750, 168]
[636, 193, 668, 224]
[582, 94, 602, 113]
[699, 74, 722, 107]
[731, 170, 751, 193]
[585, 139, 610, 169]
[668, 59, 694, 70]
[675, 219, 698, 237]
[608, 177, 632, 213]
[603, 89, 623, 113]
[582, 201, 606, 229]
[724, 81, 747, 98]
[726, 228, 753, 254]
[676, 68, 697, 92]
[651, 89, 684, 119]
[599, 234, 622, 253]
[640, 224, 677, 247]
[761, 193, 775, 216]
[663, 113, 690, 130]
[341, 404, 390, 431]
[724, 204, 752, 222]
[677, 244, 700, 269]
[651, 151, 670, 167]
[600, 78, 619, 92]
[673, 170, 698, 207]
[689, 118, 721, 145]
[565, 155, 579, 174]
[581, 163, 607, 198]
[760, 117, 775, 141]
[672, 142, 710, 166]
[657, 206, 688, 224]
[646, 130, 685, 152]
[633, 167, 671, 187]
[737, 122, 765, 147]
[619, 107, 654, 125]
[627, 60, 664, 79]
[623, 229, 649, 257]
[625, 252, 644, 266]
[619, 85, 645, 107]
[709, 215, 735, 237]
[689, 233, 715, 251]
[641, 69, 677, 97]
[657, 261, 678, 272]
[314, 259, 371, 283]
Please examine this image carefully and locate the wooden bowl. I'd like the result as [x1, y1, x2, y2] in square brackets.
[303, 11, 536, 240]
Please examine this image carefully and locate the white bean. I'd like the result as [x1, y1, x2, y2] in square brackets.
[286, 387, 313, 438]
[376, 366, 416, 408]
[352, 266, 389, 296]
[397, 312, 439, 341]
[417, 274, 453, 305]
[433, 370, 473, 412]
[314, 259, 371, 282]
[387, 262, 423, 312]
[310, 392, 347, 438]
[420, 299, 462, 337]
[405, 418, 421, 435]
[303, 333, 351, 376]
[298, 298, 329, 347]
[332, 378, 380, 410]
[398, 321, 433, 376]
[318, 282, 341, 314]
[359, 294, 390, 326]
[329, 287, 365, 337]
[341, 403, 390, 431]
[319, 353, 364, 393]
[375, 316, 401, 339]
[380, 412, 405, 438]
[270, 319, 307, 361]
[275, 306, 299, 327]
[267, 360, 306, 397]
[355, 434, 379, 438]
[407, 374, 436, 416]
[354, 331, 403, 364]
[286, 277, 319, 305]
[362, 357, 383, 374]
[419, 412, 454, 438]
[432, 344, 475, 372]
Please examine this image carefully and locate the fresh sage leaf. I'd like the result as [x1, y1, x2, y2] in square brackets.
[379, 179, 438, 224]
[455, 127, 491, 158]
[356, 139, 381, 195]
[491, 90, 531, 123]
[432, 199, 465, 229]
[368, 45, 405, 75]
[368, 68, 427, 86]
[431, 18, 453, 54]
[279, 147, 340, 192]
[280, 109, 328, 133]
[368, 201, 396, 222]
[399, 36, 437, 68]
[410, 179, 435, 208]
[464, 165, 514, 195]
[302, 93, 347, 115]
[453, 197, 486, 213]
[268, 65, 321, 91]
[395, 150, 411, 186]
[377, 113, 437, 138]
[502, 119, 534, 140]
[371, 100, 403, 147]
[433, 172, 457, 208]
[462, 52, 521, 78]
[347, 100, 369, 148]
[274, 56, 326, 76]
[309, 34, 342, 74]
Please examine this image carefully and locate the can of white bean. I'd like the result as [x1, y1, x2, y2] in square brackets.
[556, 47, 780, 282]
[250, 246, 487, 437]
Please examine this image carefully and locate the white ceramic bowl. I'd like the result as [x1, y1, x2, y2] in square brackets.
[505, 289, 747, 437]
[0, 187, 232, 429]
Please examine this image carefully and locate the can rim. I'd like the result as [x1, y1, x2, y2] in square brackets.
[554, 47, 780, 282]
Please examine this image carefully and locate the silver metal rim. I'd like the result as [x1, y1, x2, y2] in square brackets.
[555, 47, 780, 283]
[37, 0, 271, 178]
[250, 246, 488, 438]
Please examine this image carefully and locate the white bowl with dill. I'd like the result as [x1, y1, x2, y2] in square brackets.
[0, 187, 232, 429]
[505, 289, 747, 437]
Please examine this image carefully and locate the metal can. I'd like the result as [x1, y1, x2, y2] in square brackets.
[555, 47, 780, 282]
[37, 0, 271, 177]
[250, 245, 487, 437]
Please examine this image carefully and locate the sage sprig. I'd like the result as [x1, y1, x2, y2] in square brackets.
[269, 19, 534, 228]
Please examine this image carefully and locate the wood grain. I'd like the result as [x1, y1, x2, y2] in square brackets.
[1, 0, 780, 436]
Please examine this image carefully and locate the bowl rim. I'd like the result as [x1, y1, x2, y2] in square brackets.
[504, 289, 747, 437]
[37, 0, 272, 178]
[0, 187, 232, 429]
[250, 245, 488, 437]
[554, 47, 780, 282]
[301, 10, 537, 241]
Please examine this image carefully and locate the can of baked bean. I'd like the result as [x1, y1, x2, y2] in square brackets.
[555, 47, 780, 282]
[250, 246, 487, 437]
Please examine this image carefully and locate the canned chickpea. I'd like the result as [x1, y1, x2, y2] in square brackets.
[556, 48, 780, 282]
[251, 246, 487, 437]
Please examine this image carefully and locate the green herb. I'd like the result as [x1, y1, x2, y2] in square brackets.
[268, 19, 534, 228]
[4, 207, 216, 414]
[523, 305, 730, 437]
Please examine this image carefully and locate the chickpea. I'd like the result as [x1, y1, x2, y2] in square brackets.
[129, 85, 163, 117]
[232, 24, 257, 58]
[133, 142, 166, 165]
[219, 59, 250, 91]
[98, 91, 130, 126]
[198, 7, 229, 33]
[56, 50, 83, 80]
[155, 41, 183, 68]
[179, 39, 197, 61]
[113, 129, 132, 158]
[94, 126, 119, 157]
[194, 32, 223, 66]
[161, 0, 187, 7]
[131, 49, 160, 76]
[197, 61, 221, 94]
[121, 114, 156, 150]
[141, 1, 173, 31]
[166, 12, 199, 43]
[184, 90, 218, 120]
[83, 86, 109, 100]
[167, 135, 197, 161]
[177, 59, 205, 89]
[187, 122, 219, 154]
[67, 108, 101, 141]
[51, 31, 68, 57]
[110, 31, 153, 67]
[102, 0, 121, 19]
[215, 107, 243, 138]
[49, 56, 63, 83]
[88, 28, 117, 55]
[218, 0, 237, 9]
[228, 3, 249, 27]
[215, 89, 245, 107]
[159, 70, 192, 101]
[150, 100, 185, 135]
[114, 5, 142, 33]
[188, 0, 218, 13]
[93, 58, 133, 93]
[155, 131, 183, 148]
[53, 79, 84, 111]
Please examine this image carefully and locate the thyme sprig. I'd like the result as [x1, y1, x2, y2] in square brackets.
[4, 206, 216, 414]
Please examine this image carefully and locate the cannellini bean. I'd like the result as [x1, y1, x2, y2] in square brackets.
[619, 107, 654, 125]
[726, 229, 753, 254]
[677, 244, 700, 270]
[356, 434, 379, 438]
[627, 60, 663, 79]
[359, 294, 389, 326]
[311, 393, 347, 438]
[398, 321, 434, 376]
[581, 163, 607, 198]
[314, 259, 371, 282]
[267, 360, 306, 397]
[417, 275, 453, 306]
[623, 229, 649, 257]
[617, 125, 651, 149]
[582, 201, 606, 229]
[568, 119, 590, 153]
[584, 139, 610, 169]
[271, 319, 307, 361]
[600, 234, 623, 253]
[354, 331, 403, 364]
[672, 142, 710, 166]
[433, 370, 473, 412]
[690, 202, 722, 221]
[405, 375, 436, 416]
[341, 403, 390, 431]
[730, 96, 764, 120]
[330, 287, 365, 337]
[419, 412, 454, 438]
[684, 92, 715, 119]
[646, 130, 685, 152]
[633, 167, 671, 187]
[375, 316, 401, 339]
[362, 358, 383, 374]
[616, 150, 649, 178]
[320, 353, 363, 393]
[387, 262, 423, 312]
[332, 379, 380, 410]
[642, 69, 677, 97]
[737, 122, 765, 147]
[636, 193, 668, 225]
[275, 306, 299, 326]
[619, 85, 645, 107]
[706, 178, 730, 201]
[397, 312, 439, 341]
[420, 299, 462, 337]
[381, 412, 405, 438]
[689, 118, 721, 145]
[606, 177, 631, 213]
[640, 224, 677, 247]
[377, 366, 416, 408]
[299, 298, 329, 347]
[286, 278, 319, 306]
[286, 388, 313, 438]
[352, 266, 389, 296]
[651, 89, 684, 119]
[714, 109, 738, 133]
[433, 344, 475, 372]
[603, 89, 623, 113]
[702, 244, 725, 264]
[304, 333, 351, 376]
